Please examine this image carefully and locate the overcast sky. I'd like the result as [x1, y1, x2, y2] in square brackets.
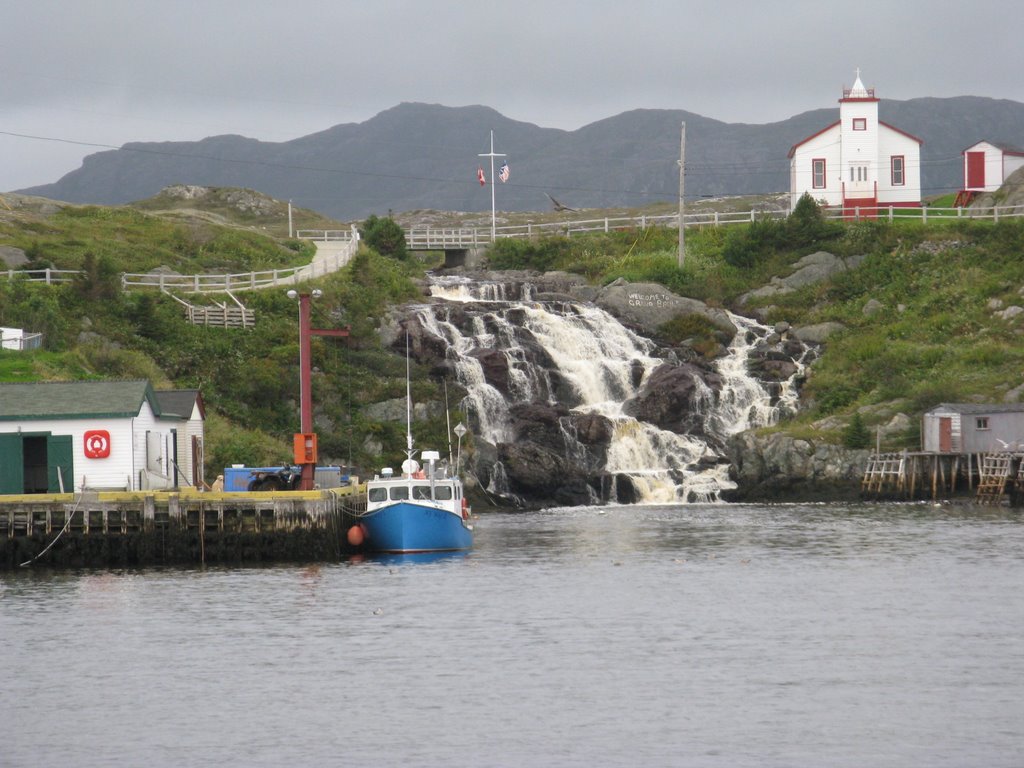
[2, 0, 1022, 192]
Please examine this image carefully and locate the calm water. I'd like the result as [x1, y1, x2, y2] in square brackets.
[2, 503, 1023, 767]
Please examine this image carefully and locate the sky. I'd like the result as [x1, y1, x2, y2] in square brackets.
[2, 0, 1023, 193]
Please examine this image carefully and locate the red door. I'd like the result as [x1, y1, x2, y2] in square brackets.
[966, 151, 985, 189]
[938, 417, 953, 453]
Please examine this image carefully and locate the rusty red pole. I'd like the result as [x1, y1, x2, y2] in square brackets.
[297, 292, 315, 490]
[297, 293, 313, 436]
[290, 289, 349, 491]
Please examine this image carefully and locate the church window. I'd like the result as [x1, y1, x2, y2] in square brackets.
[812, 159, 826, 189]
[891, 156, 905, 186]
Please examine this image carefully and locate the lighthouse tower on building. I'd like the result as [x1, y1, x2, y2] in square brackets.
[788, 70, 922, 215]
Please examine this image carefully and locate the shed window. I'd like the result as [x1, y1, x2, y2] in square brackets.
[976, 417, 990, 430]
[812, 158, 826, 189]
[853, 118, 867, 131]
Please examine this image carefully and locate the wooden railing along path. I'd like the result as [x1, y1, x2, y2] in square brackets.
[5, 203, 1023, 288]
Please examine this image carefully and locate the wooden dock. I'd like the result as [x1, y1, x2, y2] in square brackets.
[862, 450, 1024, 505]
[0, 486, 368, 569]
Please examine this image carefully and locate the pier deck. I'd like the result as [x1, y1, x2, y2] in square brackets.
[1, 487, 368, 569]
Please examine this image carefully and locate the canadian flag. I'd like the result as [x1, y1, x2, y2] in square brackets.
[477, 167, 486, 186]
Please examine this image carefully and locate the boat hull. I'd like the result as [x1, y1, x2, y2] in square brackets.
[359, 502, 472, 554]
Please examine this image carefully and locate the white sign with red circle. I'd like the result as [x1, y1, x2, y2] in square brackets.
[84, 429, 111, 459]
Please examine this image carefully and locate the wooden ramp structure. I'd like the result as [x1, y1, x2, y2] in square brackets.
[862, 449, 1024, 505]
[975, 452, 1024, 505]
[163, 289, 255, 329]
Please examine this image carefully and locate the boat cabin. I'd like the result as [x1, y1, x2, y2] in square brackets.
[366, 451, 463, 509]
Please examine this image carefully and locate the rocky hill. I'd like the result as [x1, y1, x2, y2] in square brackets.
[18, 97, 1024, 220]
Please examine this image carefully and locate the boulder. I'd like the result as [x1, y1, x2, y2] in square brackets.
[792, 321, 846, 343]
[595, 279, 737, 337]
[0, 246, 28, 269]
[738, 251, 865, 304]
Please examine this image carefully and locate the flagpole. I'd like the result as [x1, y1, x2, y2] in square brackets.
[478, 130, 506, 242]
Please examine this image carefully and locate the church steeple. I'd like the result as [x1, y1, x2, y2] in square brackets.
[842, 68, 877, 102]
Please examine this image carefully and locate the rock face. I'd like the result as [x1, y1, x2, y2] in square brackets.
[623, 363, 724, 440]
[725, 431, 870, 501]
[375, 271, 820, 507]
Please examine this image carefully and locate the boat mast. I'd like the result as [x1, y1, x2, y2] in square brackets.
[405, 332, 414, 460]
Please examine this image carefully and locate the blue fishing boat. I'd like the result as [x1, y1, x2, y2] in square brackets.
[353, 339, 473, 554]
[357, 450, 473, 553]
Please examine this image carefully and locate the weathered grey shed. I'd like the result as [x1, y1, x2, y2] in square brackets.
[922, 403, 1024, 454]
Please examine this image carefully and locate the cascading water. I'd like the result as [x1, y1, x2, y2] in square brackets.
[416, 274, 809, 505]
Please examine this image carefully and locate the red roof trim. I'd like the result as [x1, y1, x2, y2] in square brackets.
[788, 120, 840, 158]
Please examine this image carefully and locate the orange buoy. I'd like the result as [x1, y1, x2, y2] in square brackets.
[347, 524, 365, 547]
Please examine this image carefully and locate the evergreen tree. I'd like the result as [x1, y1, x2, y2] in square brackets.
[842, 412, 872, 449]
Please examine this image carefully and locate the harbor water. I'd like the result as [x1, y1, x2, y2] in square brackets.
[2, 502, 1023, 767]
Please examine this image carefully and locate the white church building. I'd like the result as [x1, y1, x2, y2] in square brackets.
[789, 72, 922, 215]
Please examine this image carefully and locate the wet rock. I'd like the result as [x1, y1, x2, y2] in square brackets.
[622, 362, 724, 436]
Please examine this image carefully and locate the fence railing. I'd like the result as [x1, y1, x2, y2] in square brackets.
[294, 229, 357, 242]
[1, 331, 43, 351]
[121, 236, 359, 293]
[5, 203, 1023, 291]
[2, 268, 81, 284]
[398, 202, 1024, 246]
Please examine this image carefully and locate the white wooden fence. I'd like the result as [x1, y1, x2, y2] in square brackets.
[392, 202, 1024, 248]
[5, 203, 1023, 290]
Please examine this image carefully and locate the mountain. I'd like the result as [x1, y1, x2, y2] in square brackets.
[18, 98, 1024, 220]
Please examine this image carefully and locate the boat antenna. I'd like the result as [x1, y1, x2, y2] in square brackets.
[444, 379, 454, 469]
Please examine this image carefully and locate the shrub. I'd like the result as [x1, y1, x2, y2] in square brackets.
[360, 215, 408, 260]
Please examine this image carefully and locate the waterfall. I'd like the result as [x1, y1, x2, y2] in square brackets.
[415, 275, 807, 505]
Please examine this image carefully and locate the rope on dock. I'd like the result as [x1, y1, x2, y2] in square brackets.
[19, 492, 84, 567]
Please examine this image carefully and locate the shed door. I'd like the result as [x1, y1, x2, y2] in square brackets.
[966, 151, 985, 189]
[47, 435, 74, 493]
[939, 417, 953, 453]
[0, 433, 24, 494]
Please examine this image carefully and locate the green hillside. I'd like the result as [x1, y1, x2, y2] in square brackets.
[2, 188, 1023, 483]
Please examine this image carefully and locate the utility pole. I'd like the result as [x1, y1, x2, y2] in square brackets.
[478, 130, 506, 242]
[678, 121, 686, 268]
[288, 200, 293, 239]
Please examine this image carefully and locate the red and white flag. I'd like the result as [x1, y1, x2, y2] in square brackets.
[477, 167, 486, 186]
